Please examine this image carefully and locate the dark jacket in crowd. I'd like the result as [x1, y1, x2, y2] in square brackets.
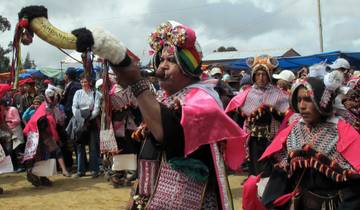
[61, 81, 81, 120]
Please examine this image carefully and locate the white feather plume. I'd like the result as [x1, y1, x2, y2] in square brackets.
[90, 27, 127, 65]
[324, 70, 344, 91]
[309, 63, 327, 78]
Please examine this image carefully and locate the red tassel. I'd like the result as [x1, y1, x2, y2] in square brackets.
[314, 160, 319, 169]
[303, 144, 311, 152]
[330, 160, 337, 168]
[325, 168, 330, 177]
[336, 174, 341, 182]
[347, 170, 354, 176]
[273, 190, 299, 207]
[331, 171, 336, 179]
[18, 18, 29, 28]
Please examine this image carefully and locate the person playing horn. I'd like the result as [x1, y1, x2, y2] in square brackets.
[16, 6, 247, 208]
[67, 20, 247, 209]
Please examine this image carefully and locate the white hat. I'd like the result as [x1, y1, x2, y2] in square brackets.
[210, 67, 222, 76]
[329, 58, 350, 70]
[45, 84, 62, 97]
[45, 84, 62, 103]
[95, 79, 103, 89]
[272, 70, 295, 82]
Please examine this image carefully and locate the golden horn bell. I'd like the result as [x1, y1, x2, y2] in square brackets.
[30, 17, 77, 49]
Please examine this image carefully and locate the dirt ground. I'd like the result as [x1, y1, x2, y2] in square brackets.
[0, 172, 245, 210]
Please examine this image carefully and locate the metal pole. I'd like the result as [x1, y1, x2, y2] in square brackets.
[317, 0, 324, 52]
[60, 61, 64, 80]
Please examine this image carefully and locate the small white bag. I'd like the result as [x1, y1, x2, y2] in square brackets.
[112, 154, 137, 171]
[32, 159, 57, 177]
[0, 156, 14, 174]
[100, 123, 119, 154]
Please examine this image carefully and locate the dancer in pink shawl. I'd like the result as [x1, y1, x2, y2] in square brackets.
[23, 85, 71, 187]
[258, 74, 360, 210]
[71, 20, 247, 209]
[225, 55, 289, 176]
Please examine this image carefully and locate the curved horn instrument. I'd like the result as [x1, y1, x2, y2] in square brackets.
[30, 17, 77, 49]
[17, 5, 133, 66]
[18, 6, 77, 49]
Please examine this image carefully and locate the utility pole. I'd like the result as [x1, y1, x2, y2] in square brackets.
[317, 0, 324, 52]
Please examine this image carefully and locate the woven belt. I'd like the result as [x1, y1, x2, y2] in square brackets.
[295, 190, 340, 210]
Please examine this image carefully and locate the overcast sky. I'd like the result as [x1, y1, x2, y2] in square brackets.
[1, 0, 359, 69]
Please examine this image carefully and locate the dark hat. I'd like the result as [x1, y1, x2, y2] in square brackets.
[290, 72, 344, 116]
[65, 67, 77, 80]
[0, 93, 13, 107]
[65, 67, 77, 76]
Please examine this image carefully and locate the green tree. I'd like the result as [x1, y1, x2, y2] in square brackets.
[0, 15, 11, 73]
[216, 46, 226, 52]
[213, 46, 237, 52]
[226, 46, 237, 51]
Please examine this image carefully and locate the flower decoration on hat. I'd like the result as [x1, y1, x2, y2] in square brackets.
[149, 21, 195, 52]
[149, 20, 202, 77]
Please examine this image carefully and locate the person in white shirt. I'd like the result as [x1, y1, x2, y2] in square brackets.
[72, 73, 102, 178]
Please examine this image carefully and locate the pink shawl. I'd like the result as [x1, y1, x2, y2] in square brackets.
[181, 88, 248, 170]
[225, 87, 251, 113]
[23, 102, 59, 142]
[259, 119, 360, 173]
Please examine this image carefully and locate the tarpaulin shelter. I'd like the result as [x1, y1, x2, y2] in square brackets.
[18, 66, 101, 80]
[224, 51, 360, 72]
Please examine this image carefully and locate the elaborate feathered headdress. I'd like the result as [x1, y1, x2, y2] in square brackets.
[149, 20, 203, 78]
[246, 55, 278, 82]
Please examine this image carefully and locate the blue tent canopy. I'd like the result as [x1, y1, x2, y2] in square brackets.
[71, 66, 101, 75]
[19, 73, 32, 79]
[224, 51, 360, 71]
[19, 66, 102, 80]
[19, 68, 45, 79]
